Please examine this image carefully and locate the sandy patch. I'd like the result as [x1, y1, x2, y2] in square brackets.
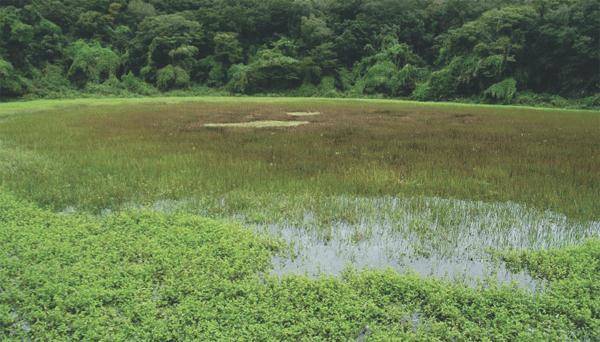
[286, 112, 321, 116]
[204, 120, 309, 128]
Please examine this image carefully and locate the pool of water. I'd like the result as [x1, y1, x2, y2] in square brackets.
[254, 196, 600, 290]
[96, 194, 599, 290]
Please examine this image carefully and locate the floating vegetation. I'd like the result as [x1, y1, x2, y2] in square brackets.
[204, 120, 309, 128]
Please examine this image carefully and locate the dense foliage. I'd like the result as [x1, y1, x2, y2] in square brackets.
[1, 191, 598, 339]
[0, 0, 598, 106]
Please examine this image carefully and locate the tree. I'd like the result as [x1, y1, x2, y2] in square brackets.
[300, 15, 332, 49]
[75, 11, 111, 39]
[67, 40, 120, 87]
[0, 6, 34, 68]
[525, 0, 600, 96]
[156, 65, 190, 90]
[484, 77, 517, 103]
[214, 32, 243, 65]
[0, 58, 27, 97]
[130, 14, 204, 84]
[0, 0, 596, 104]
[125, 0, 156, 24]
[230, 38, 303, 93]
[353, 36, 427, 96]
[431, 5, 537, 99]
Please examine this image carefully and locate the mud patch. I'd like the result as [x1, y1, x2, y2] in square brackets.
[204, 120, 309, 128]
[286, 112, 321, 116]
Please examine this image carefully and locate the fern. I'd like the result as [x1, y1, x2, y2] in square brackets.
[485, 78, 517, 103]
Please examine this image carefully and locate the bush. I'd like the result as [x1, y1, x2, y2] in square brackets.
[578, 94, 600, 109]
[120, 72, 158, 95]
[362, 61, 396, 95]
[317, 76, 338, 97]
[156, 65, 190, 91]
[0, 59, 28, 97]
[23, 65, 80, 99]
[514, 91, 570, 108]
[67, 41, 120, 88]
[241, 48, 302, 93]
[393, 64, 428, 96]
[411, 81, 432, 101]
[484, 78, 517, 103]
[226, 63, 250, 93]
[84, 76, 125, 96]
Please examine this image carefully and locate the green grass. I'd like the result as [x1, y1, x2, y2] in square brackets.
[0, 97, 598, 220]
[0, 97, 598, 339]
[1, 191, 598, 340]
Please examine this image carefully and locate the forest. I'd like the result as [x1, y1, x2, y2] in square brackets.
[0, 0, 599, 106]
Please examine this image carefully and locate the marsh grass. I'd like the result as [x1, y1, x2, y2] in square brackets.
[1, 97, 597, 282]
[0, 98, 598, 220]
[254, 196, 597, 287]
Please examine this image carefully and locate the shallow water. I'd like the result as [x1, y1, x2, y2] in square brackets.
[253, 196, 600, 290]
[96, 195, 600, 290]
[261, 222, 544, 290]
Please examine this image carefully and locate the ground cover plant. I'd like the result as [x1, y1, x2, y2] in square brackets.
[1, 191, 599, 340]
[0, 97, 599, 339]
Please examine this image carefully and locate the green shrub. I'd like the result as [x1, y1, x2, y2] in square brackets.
[484, 78, 517, 103]
[426, 68, 457, 100]
[578, 94, 600, 109]
[33, 65, 71, 93]
[84, 76, 124, 95]
[120, 72, 158, 96]
[0, 59, 28, 97]
[514, 91, 573, 108]
[393, 64, 429, 96]
[67, 41, 120, 88]
[0, 190, 598, 340]
[411, 81, 432, 101]
[156, 65, 190, 91]
[317, 76, 338, 97]
[226, 63, 250, 93]
[244, 50, 302, 93]
[290, 82, 319, 96]
[362, 61, 396, 95]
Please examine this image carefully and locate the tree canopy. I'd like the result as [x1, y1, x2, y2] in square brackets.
[0, 0, 597, 106]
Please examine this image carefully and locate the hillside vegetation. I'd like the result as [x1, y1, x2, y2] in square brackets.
[0, 0, 598, 108]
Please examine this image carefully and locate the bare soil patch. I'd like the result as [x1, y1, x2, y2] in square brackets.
[286, 112, 321, 116]
[204, 120, 310, 128]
